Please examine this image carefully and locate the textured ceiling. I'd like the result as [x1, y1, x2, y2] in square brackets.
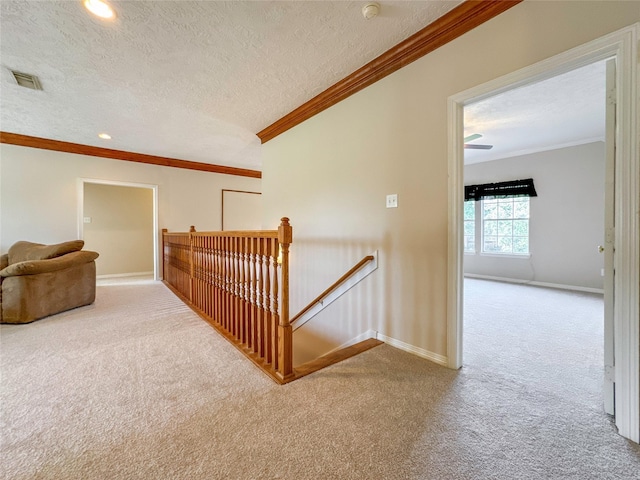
[464, 60, 607, 165]
[0, 0, 463, 170]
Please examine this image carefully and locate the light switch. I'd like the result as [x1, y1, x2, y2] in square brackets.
[83, 217, 92, 224]
[386, 194, 398, 208]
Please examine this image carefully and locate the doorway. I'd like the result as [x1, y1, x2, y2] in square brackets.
[447, 25, 639, 442]
[78, 179, 159, 280]
[462, 58, 610, 407]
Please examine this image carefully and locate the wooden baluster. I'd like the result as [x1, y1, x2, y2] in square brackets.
[242, 237, 251, 345]
[198, 236, 202, 310]
[193, 236, 198, 308]
[220, 237, 227, 328]
[225, 236, 231, 332]
[232, 237, 237, 339]
[277, 217, 293, 381]
[240, 237, 248, 345]
[228, 236, 234, 334]
[198, 236, 202, 311]
[200, 236, 205, 314]
[237, 237, 243, 341]
[271, 238, 279, 370]
[215, 235, 221, 326]
[261, 238, 270, 360]
[221, 236, 226, 330]
[263, 238, 272, 364]
[236, 236, 242, 343]
[255, 238, 264, 357]
[161, 229, 168, 281]
[178, 238, 183, 293]
[233, 236, 240, 339]
[202, 238, 205, 312]
[173, 239, 177, 289]
[205, 236, 211, 317]
[189, 229, 194, 302]
[229, 237, 235, 336]
[249, 237, 258, 351]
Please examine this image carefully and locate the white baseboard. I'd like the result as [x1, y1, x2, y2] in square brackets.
[464, 273, 604, 294]
[375, 332, 448, 366]
[97, 271, 154, 279]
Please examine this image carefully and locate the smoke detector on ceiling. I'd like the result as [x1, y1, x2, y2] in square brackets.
[362, 2, 380, 20]
[10, 70, 42, 90]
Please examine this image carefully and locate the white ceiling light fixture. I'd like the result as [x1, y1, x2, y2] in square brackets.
[83, 0, 116, 20]
[362, 2, 380, 20]
[98, 133, 112, 140]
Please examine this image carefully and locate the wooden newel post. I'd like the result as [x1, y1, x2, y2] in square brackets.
[277, 217, 294, 381]
[161, 229, 168, 280]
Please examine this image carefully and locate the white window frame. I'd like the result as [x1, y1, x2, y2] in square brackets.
[463, 200, 476, 253]
[480, 196, 530, 256]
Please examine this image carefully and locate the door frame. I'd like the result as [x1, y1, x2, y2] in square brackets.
[78, 178, 160, 280]
[447, 24, 639, 442]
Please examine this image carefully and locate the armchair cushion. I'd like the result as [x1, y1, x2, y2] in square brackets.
[1, 251, 99, 277]
[8, 240, 85, 264]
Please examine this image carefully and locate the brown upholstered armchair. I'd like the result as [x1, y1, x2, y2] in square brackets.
[0, 240, 99, 324]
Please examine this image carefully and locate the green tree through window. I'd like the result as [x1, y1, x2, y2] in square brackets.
[464, 200, 475, 253]
[482, 197, 529, 254]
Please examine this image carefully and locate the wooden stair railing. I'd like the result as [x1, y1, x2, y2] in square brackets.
[290, 255, 375, 326]
[162, 223, 382, 383]
[162, 218, 294, 383]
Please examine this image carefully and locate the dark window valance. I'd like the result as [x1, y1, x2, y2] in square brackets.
[465, 178, 537, 201]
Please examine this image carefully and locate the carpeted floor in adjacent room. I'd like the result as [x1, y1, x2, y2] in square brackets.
[1, 278, 639, 479]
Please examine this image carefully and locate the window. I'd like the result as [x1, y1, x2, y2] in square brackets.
[481, 197, 530, 255]
[464, 178, 535, 256]
[463, 200, 475, 253]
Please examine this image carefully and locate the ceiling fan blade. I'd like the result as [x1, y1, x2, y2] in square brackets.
[464, 144, 493, 150]
[463, 133, 483, 143]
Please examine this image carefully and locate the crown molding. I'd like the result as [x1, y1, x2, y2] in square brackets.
[257, 0, 522, 143]
[0, 132, 262, 179]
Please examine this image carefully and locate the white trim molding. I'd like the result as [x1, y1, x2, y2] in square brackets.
[447, 24, 639, 443]
[376, 332, 448, 367]
[96, 271, 154, 279]
[464, 274, 605, 295]
[77, 178, 160, 281]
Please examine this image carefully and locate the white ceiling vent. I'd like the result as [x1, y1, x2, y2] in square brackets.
[11, 70, 42, 90]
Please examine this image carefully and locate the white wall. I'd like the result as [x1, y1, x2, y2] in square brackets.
[83, 183, 154, 276]
[464, 143, 605, 290]
[261, 1, 640, 364]
[0, 144, 262, 268]
[222, 190, 262, 230]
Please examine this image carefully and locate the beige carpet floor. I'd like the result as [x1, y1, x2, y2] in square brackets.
[1, 279, 639, 479]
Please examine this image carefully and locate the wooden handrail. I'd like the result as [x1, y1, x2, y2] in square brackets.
[290, 255, 374, 325]
[162, 229, 278, 239]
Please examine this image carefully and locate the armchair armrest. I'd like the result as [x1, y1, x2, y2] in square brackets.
[0, 254, 7, 271]
[0, 251, 99, 277]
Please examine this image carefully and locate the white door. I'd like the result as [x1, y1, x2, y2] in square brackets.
[602, 58, 616, 416]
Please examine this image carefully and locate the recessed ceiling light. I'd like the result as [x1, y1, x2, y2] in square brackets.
[83, 0, 116, 20]
[98, 133, 112, 140]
